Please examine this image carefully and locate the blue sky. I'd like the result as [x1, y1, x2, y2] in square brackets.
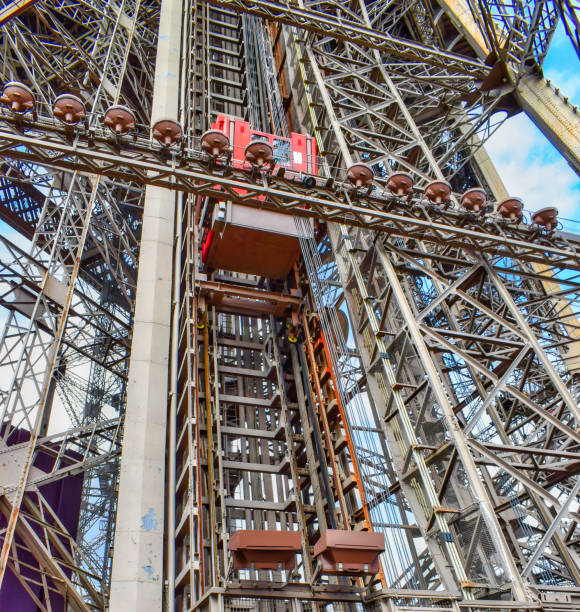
[486, 24, 580, 231]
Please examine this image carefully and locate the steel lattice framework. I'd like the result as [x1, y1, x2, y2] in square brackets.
[0, 0, 578, 611]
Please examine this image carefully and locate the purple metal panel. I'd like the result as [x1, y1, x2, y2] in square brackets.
[0, 428, 84, 611]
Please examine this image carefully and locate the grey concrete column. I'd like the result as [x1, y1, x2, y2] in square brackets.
[109, 0, 183, 607]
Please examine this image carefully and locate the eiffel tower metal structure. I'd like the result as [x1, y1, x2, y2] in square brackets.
[0, 0, 579, 610]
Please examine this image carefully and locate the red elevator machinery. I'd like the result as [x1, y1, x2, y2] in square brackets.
[201, 115, 316, 279]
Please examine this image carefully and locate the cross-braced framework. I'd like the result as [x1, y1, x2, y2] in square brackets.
[557, 0, 580, 59]
[274, 0, 580, 600]
[0, 0, 578, 610]
[0, 0, 158, 608]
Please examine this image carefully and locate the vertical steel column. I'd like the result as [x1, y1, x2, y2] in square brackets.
[108, 0, 183, 607]
[376, 247, 528, 601]
[289, 9, 529, 599]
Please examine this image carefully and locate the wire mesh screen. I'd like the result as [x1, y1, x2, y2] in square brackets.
[225, 598, 292, 612]
[366, 598, 455, 610]
[452, 512, 506, 588]
[224, 597, 364, 611]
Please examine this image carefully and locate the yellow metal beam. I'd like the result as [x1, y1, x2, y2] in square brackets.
[438, 0, 490, 59]
[516, 74, 580, 175]
[0, 0, 40, 26]
[438, 0, 580, 174]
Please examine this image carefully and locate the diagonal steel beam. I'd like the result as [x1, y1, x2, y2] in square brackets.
[205, 0, 489, 77]
[482, 257, 580, 424]
[0, 496, 95, 611]
[468, 438, 580, 518]
[521, 478, 580, 578]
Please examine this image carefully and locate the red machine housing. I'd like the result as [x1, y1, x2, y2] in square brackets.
[314, 529, 385, 575]
[202, 116, 316, 279]
[212, 114, 317, 175]
[229, 530, 302, 570]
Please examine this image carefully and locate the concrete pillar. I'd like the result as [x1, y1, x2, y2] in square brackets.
[109, 0, 183, 607]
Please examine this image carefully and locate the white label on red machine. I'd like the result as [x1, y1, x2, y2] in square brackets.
[293, 151, 303, 165]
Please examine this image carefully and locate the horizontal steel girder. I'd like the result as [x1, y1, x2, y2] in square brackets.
[0, 418, 122, 492]
[204, 0, 488, 78]
[0, 116, 579, 270]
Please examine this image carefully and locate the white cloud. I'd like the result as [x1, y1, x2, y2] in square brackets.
[484, 23, 580, 232]
[486, 113, 580, 229]
[545, 69, 580, 105]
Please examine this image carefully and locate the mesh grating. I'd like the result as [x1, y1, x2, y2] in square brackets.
[225, 598, 292, 612]
[223, 597, 364, 611]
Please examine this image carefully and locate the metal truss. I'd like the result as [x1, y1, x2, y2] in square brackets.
[208, 0, 490, 78]
[0, 416, 121, 609]
[0, 0, 157, 607]
[275, 0, 580, 603]
[207, 0, 580, 173]
[556, 0, 580, 59]
[174, 2, 580, 611]
[0, 114, 578, 270]
[334, 226, 580, 590]
[470, 0, 560, 68]
[0, 0, 578, 609]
